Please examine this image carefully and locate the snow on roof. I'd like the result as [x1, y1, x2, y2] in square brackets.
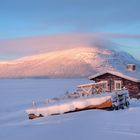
[88, 70, 140, 83]
[77, 81, 107, 88]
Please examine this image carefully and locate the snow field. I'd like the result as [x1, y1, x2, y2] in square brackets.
[0, 79, 140, 140]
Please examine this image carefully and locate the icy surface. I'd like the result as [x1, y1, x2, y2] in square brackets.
[0, 79, 140, 140]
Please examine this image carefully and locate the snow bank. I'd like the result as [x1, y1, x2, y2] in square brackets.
[26, 94, 112, 117]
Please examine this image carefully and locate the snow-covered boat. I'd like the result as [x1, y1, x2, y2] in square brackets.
[26, 82, 130, 119]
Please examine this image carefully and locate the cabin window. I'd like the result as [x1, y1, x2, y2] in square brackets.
[102, 81, 108, 91]
[115, 80, 122, 90]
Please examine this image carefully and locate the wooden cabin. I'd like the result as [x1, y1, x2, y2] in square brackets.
[89, 64, 140, 99]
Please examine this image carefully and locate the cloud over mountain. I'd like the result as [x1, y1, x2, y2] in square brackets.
[0, 33, 123, 59]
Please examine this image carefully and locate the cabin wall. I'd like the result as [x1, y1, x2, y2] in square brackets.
[123, 80, 140, 98]
[91, 73, 140, 99]
[93, 73, 123, 92]
[138, 83, 140, 98]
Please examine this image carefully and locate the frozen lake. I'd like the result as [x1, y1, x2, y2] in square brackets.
[0, 79, 140, 140]
[0, 78, 89, 124]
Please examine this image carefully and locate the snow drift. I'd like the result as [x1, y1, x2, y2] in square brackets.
[26, 90, 129, 119]
[26, 95, 112, 117]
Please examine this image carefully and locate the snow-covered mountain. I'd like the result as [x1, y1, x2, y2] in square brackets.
[0, 47, 140, 78]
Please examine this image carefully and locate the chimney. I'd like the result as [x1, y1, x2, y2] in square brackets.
[127, 64, 136, 71]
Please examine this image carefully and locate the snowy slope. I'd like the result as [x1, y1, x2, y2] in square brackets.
[0, 47, 139, 78]
[0, 79, 140, 140]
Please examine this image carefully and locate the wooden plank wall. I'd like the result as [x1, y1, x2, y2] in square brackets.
[91, 73, 140, 99]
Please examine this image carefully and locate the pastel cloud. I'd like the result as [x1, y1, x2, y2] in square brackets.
[97, 33, 140, 39]
[0, 33, 94, 59]
[0, 33, 140, 60]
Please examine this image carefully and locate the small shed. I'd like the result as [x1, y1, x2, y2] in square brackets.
[89, 64, 140, 99]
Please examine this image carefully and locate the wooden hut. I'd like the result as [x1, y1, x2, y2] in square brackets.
[89, 64, 140, 99]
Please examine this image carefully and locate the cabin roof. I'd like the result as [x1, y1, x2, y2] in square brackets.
[77, 81, 106, 88]
[88, 70, 140, 83]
